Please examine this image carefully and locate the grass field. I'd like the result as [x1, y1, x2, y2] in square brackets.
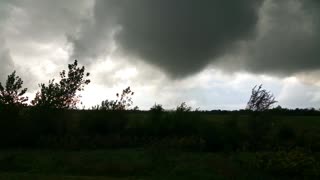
[0, 148, 276, 180]
[0, 173, 124, 180]
[1, 107, 320, 179]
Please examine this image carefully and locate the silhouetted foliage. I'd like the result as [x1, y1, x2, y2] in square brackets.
[1, 65, 320, 179]
[115, 86, 134, 110]
[247, 113, 274, 150]
[246, 84, 277, 111]
[255, 148, 319, 177]
[0, 71, 28, 106]
[31, 60, 90, 109]
[277, 124, 296, 142]
[176, 102, 192, 112]
[150, 103, 164, 112]
[133, 106, 139, 111]
[97, 86, 134, 110]
[96, 99, 117, 110]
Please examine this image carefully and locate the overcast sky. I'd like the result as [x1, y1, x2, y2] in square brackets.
[1, 0, 320, 110]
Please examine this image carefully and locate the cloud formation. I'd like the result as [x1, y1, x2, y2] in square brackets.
[242, 0, 320, 76]
[67, 0, 320, 79]
[0, 45, 14, 82]
[0, 0, 92, 90]
[2, 0, 320, 80]
[71, 0, 264, 78]
[1, 0, 320, 109]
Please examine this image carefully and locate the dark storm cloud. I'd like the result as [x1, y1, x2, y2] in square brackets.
[0, 1, 14, 82]
[0, 47, 14, 82]
[71, 0, 264, 78]
[68, 0, 116, 62]
[242, 0, 320, 76]
[2, 0, 318, 81]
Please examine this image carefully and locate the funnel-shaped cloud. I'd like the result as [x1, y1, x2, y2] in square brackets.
[71, 0, 264, 78]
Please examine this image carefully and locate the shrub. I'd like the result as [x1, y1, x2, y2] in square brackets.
[220, 118, 244, 151]
[176, 102, 192, 112]
[247, 113, 273, 150]
[150, 103, 164, 113]
[97, 87, 134, 111]
[255, 148, 320, 177]
[277, 125, 295, 140]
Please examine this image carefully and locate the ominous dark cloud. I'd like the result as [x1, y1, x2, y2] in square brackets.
[1, 0, 320, 109]
[71, 0, 264, 78]
[0, 45, 14, 82]
[242, 0, 320, 76]
[1, 0, 320, 84]
[68, 0, 320, 79]
[0, 0, 14, 82]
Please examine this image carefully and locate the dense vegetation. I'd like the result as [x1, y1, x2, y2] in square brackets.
[1, 61, 320, 179]
[1, 106, 320, 179]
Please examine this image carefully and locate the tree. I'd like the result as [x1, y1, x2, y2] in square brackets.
[98, 86, 134, 110]
[246, 84, 277, 111]
[115, 86, 134, 110]
[32, 60, 90, 109]
[98, 99, 117, 110]
[176, 102, 192, 112]
[133, 106, 139, 111]
[150, 103, 164, 112]
[0, 71, 28, 106]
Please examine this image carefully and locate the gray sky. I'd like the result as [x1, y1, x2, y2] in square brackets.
[0, 0, 320, 110]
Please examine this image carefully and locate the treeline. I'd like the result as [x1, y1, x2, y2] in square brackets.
[1, 103, 320, 177]
[207, 108, 320, 116]
[2, 61, 320, 177]
[0, 105, 318, 151]
[0, 60, 319, 151]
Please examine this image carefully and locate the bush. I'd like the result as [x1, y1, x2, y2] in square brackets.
[298, 130, 320, 151]
[255, 148, 320, 177]
[275, 124, 296, 148]
[80, 111, 128, 136]
[247, 113, 274, 150]
[220, 118, 245, 151]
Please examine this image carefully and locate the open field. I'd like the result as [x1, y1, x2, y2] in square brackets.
[1, 107, 320, 179]
[0, 148, 289, 180]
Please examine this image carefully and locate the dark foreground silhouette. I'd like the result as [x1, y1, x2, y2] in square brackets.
[1, 60, 320, 179]
[0, 105, 320, 179]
